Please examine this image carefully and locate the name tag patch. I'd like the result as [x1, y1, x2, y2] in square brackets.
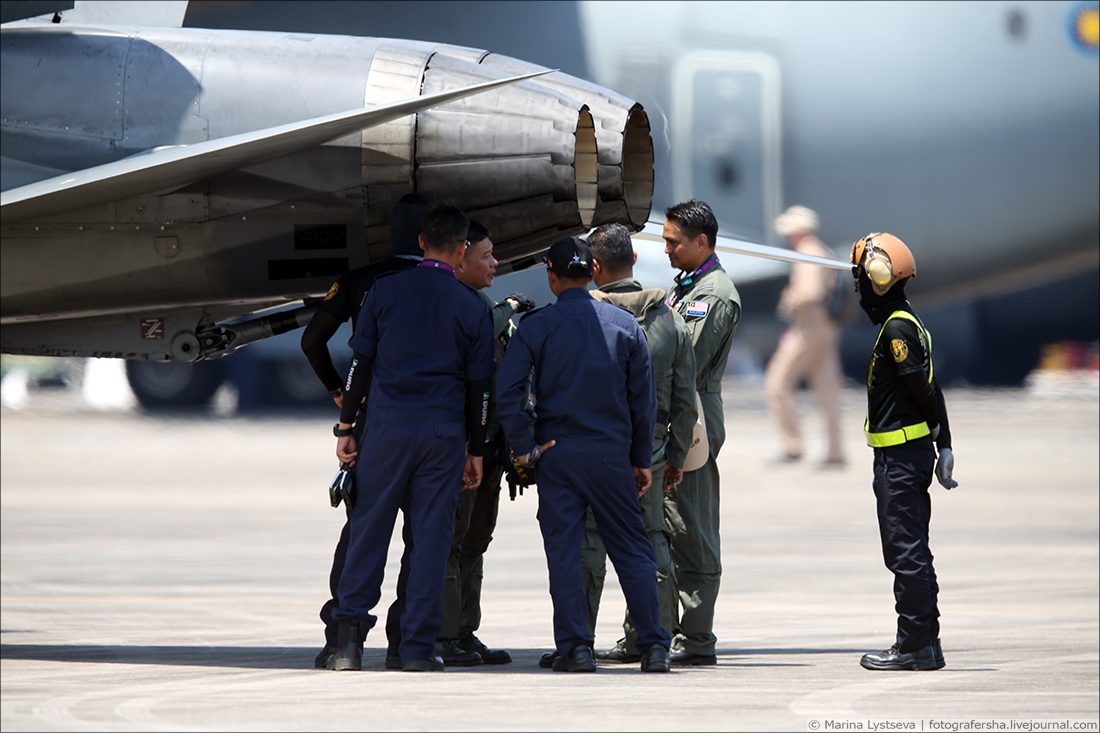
[685, 301, 710, 318]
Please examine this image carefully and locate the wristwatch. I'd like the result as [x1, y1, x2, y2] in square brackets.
[333, 423, 355, 437]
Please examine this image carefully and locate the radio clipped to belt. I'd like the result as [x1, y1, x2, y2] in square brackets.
[329, 462, 355, 509]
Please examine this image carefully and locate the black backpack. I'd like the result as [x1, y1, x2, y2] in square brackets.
[826, 267, 857, 325]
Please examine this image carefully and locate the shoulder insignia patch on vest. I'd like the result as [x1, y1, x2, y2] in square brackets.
[324, 282, 339, 301]
[890, 339, 908, 362]
[685, 301, 710, 318]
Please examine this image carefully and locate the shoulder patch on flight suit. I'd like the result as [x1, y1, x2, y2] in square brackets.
[685, 301, 710, 318]
[890, 339, 908, 362]
[696, 283, 715, 293]
[324, 282, 339, 301]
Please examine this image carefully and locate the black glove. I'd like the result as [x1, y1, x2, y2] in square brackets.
[503, 445, 536, 500]
[507, 291, 536, 313]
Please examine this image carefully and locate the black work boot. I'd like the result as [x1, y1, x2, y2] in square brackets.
[328, 620, 363, 671]
[456, 632, 512, 665]
[594, 643, 642, 664]
[551, 645, 597, 673]
[640, 646, 671, 673]
[860, 642, 945, 671]
[434, 639, 483, 667]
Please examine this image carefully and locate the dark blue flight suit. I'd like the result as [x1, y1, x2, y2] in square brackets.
[333, 261, 494, 662]
[300, 256, 418, 658]
[496, 287, 670, 659]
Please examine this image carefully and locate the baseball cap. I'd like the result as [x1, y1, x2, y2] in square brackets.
[774, 205, 819, 236]
[542, 236, 593, 278]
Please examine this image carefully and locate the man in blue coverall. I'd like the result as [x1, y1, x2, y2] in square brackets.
[327, 205, 495, 672]
[496, 236, 672, 674]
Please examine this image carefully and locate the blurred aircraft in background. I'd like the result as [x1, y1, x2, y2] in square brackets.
[180, 0, 1099, 390]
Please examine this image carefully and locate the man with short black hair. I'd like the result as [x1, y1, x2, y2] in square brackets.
[327, 205, 495, 673]
[582, 223, 698, 664]
[662, 199, 741, 666]
[497, 236, 672, 674]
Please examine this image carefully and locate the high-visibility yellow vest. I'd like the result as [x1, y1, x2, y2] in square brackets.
[865, 310, 934, 447]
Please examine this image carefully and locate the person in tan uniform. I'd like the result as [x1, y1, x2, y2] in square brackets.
[764, 205, 846, 467]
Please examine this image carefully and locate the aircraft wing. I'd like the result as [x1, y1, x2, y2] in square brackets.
[633, 220, 850, 270]
[0, 68, 552, 223]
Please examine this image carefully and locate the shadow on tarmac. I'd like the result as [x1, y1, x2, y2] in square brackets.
[0, 642, 871, 671]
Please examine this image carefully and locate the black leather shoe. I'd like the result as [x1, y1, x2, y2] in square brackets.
[328, 620, 363, 671]
[456, 633, 512, 665]
[594, 644, 642, 664]
[860, 642, 945, 671]
[552, 645, 597, 673]
[403, 655, 445, 672]
[640, 646, 671, 673]
[538, 650, 559, 668]
[314, 643, 337, 669]
[669, 650, 717, 666]
[434, 639, 483, 667]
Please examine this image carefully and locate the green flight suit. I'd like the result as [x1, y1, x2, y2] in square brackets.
[439, 293, 517, 639]
[664, 256, 741, 656]
[580, 278, 698, 653]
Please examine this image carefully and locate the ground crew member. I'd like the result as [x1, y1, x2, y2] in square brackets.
[497, 236, 672, 674]
[765, 205, 846, 467]
[299, 193, 434, 669]
[662, 199, 741, 666]
[327, 206, 495, 672]
[850, 232, 957, 671]
[437, 220, 535, 666]
[579, 223, 697, 663]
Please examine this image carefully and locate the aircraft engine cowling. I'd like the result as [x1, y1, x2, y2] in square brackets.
[432, 43, 655, 236]
[361, 43, 600, 271]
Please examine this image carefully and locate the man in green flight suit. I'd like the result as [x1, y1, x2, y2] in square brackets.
[577, 223, 698, 664]
[660, 200, 741, 666]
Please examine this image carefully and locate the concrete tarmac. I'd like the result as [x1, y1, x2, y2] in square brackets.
[2, 379, 1098, 731]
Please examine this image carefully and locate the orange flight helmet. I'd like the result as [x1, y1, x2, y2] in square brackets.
[850, 232, 916, 295]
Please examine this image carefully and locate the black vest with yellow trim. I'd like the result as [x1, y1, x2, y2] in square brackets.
[865, 310, 934, 447]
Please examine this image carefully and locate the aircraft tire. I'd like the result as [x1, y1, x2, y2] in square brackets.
[259, 359, 329, 407]
[125, 359, 227, 409]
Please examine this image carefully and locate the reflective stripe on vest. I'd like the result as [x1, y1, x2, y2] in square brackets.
[864, 310, 934, 447]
